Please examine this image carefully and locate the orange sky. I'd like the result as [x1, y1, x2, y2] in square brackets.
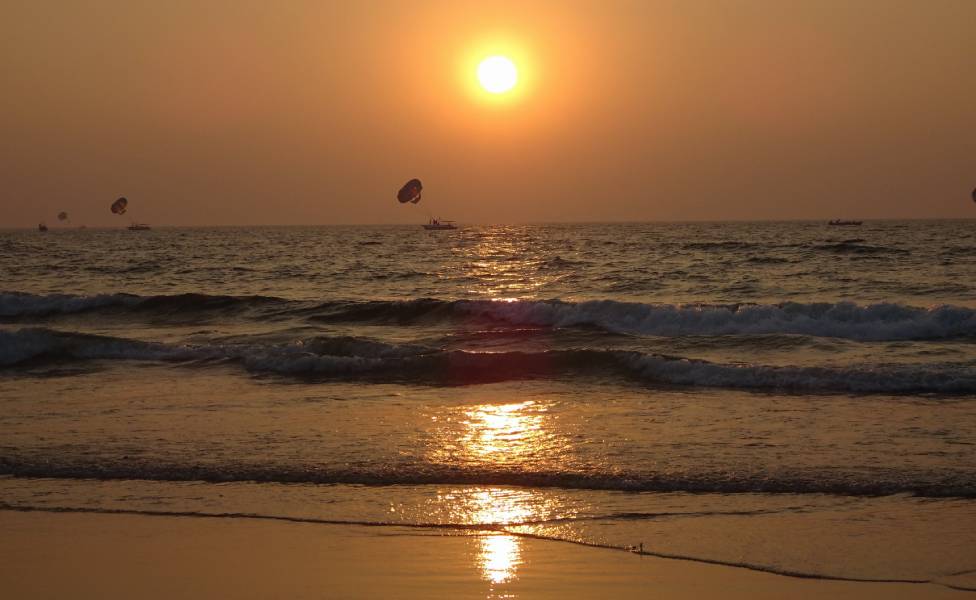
[2, 0, 975, 226]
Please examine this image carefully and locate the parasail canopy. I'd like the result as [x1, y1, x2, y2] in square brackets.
[397, 178, 423, 204]
[110, 197, 128, 215]
[57, 211, 68, 221]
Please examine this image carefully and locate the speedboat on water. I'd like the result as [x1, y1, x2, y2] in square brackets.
[128, 223, 151, 231]
[38, 223, 48, 232]
[423, 218, 457, 230]
[828, 219, 862, 226]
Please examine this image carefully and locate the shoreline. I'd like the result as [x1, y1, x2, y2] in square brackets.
[1, 510, 967, 599]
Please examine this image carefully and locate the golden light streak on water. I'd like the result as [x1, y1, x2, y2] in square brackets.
[478, 533, 522, 585]
[461, 401, 543, 461]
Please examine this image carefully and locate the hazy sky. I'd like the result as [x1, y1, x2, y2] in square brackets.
[2, 0, 975, 226]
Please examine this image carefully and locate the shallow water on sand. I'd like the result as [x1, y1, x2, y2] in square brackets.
[1, 221, 975, 589]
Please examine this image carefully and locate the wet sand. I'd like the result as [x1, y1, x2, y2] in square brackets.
[0, 511, 963, 599]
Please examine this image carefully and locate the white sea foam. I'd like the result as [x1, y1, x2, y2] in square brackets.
[3, 327, 974, 393]
[0, 328, 199, 367]
[5, 291, 976, 341]
[453, 299, 976, 341]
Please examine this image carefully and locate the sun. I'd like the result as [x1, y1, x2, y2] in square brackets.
[477, 56, 518, 94]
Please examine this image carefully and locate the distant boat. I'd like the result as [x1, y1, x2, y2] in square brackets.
[828, 220, 862, 226]
[128, 223, 151, 231]
[38, 223, 48, 232]
[422, 218, 457, 231]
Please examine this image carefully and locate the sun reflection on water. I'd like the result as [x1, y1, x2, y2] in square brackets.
[462, 400, 544, 461]
[425, 398, 572, 589]
[428, 398, 564, 471]
[467, 489, 530, 587]
[449, 227, 571, 298]
[479, 533, 521, 585]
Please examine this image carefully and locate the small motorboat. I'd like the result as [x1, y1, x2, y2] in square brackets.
[422, 218, 457, 231]
[128, 223, 151, 231]
[38, 222, 48, 232]
[827, 220, 862, 226]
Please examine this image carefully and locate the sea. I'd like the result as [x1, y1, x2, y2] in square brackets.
[2, 221, 975, 591]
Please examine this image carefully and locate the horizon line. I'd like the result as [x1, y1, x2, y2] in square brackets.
[4, 216, 976, 230]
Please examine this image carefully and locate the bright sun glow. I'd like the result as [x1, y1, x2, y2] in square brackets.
[477, 56, 518, 94]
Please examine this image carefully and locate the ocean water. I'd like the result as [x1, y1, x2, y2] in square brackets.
[2, 221, 976, 591]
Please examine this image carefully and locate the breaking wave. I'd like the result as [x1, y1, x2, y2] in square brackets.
[435, 298, 976, 341]
[3, 327, 975, 393]
[4, 292, 976, 341]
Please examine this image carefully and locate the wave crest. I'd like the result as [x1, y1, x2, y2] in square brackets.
[5, 292, 976, 341]
[3, 327, 975, 393]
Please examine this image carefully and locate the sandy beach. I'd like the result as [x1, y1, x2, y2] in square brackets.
[0, 510, 965, 599]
